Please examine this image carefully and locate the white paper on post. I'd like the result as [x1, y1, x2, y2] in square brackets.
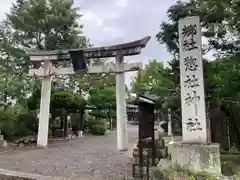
[178, 16, 207, 143]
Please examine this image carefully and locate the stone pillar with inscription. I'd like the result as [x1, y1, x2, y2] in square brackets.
[171, 16, 221, 174]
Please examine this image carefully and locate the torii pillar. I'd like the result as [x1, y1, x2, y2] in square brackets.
[116, 54, 128, 150]
[27, 36, 151, 150]
[37, 60, 52, 147]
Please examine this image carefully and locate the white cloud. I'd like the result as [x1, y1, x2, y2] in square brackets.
[0, 0, 178, 87]
[116, 0, 128, 7]
[82, 11, 104, 26]
[0, 1, 13, 20]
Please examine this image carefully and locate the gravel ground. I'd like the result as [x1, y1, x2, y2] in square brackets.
[0, 125, 138, 180]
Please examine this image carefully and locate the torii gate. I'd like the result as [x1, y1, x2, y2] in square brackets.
[27, 36, 151, 151]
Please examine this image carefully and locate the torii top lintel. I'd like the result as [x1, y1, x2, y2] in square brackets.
[27, 36, 151, 61]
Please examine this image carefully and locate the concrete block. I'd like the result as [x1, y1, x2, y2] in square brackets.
[159, 146, 168, 158]
[2, 140, 7, 147]
[0, 135, 4, 140]
[0, 139, 6, 147]
[162, 137, 173, 146]
[162, 136, 182, 147]
[171, 142, 221, 174]
[156, 149, 162, 158]
[155, 139, 164, 149]
[168, 140, 174, 156]
[173, 136, 182, 141]
[157, 159, 172, 169]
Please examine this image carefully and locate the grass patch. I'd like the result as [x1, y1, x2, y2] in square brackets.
[221, 154, 240, 174]
[221, 154, 240, 164]
[152, 166, 240, 180]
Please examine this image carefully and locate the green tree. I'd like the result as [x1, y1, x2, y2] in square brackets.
[132, 60, 176, 108]
[3, 0, 90, 102]
[87, 74, 116, 120]
[206, 56, 240, 147]
[131, 60, 181, 127]
[156, 0, 240, 56]
[75, 58, 117, 120]
[50, 91, 86, 136]
[156, 0, 240, 147]
[0, 23, 31, 105]
[6, 0, 89, 50]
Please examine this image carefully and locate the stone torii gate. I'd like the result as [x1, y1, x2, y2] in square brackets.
[27, 36, 151, 151]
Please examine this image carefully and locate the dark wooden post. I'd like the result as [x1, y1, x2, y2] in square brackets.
[79, 110, 84, 131]
[132, 95, 156, 179]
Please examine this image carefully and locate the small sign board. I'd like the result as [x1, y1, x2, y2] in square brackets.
[132, 95, 156, 179]
[138, 95, 155, 140]
[69, 50, 88, 72]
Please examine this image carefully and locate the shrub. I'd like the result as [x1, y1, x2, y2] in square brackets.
[15, 136, 37, 146]
[89, 111, 107, 119]
[0, 109, 18, 140]
[17, 112, 38, 134]
[90, 124, 106, 135]
[48, 128, 53, 137]
[88, 118, 105, 129]
[0, 108, 39, 140]
[51, 91, 86, 112]
[83, 119, 89, 130]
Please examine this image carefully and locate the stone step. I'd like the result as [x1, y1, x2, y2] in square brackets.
[136, 139, 165, 149]
[0, 139, 6, 147]
[131, 157, 160, 165]
[132, 147, 168, 158]
[155, 139, 165, 149]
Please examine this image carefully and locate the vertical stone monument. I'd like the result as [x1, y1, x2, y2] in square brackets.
[171, 16, 221, 174]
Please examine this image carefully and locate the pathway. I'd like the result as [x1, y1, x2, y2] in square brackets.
[0, 125, 138, 180]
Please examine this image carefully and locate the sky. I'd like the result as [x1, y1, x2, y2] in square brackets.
[0, 0, 177, 86]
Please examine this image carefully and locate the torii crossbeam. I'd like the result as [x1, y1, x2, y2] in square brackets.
[27, 36, 151, 151]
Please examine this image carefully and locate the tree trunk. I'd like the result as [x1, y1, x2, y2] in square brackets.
[60, 109, 64, 129]
[61, 108, 68, 137]
[64, 114, 68, 137]
[79, 111, 84, 131]
[108, 105, 112, 130]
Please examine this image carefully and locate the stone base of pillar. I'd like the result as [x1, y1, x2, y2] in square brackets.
[77, 130, 84, 137]
[119, 148, 128, 152]
[0, 140, 7, 147]
[171, 142, 221, 174]
[36, 144, 48, 148]
[0, 135, 7, 147]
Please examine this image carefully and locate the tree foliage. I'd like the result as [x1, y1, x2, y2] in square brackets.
[6, 0, 89, 50]
[1, 0, 91, 103]
[51, 91, 86, 112]
[0, 0, 93, 138]
[131, 60, 181, 125]
[86, 72, 116, 120]
[157, 0, 240, 56]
